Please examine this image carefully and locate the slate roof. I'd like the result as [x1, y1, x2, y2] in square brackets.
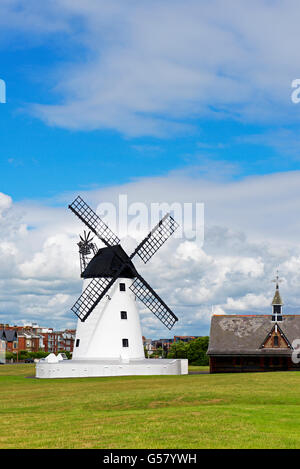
[0, 329, 17, 342]
[207, 315, 300, 356]
[272, 288, 283, 305]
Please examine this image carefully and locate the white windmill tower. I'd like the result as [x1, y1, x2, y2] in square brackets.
[36, 196, 187, 378]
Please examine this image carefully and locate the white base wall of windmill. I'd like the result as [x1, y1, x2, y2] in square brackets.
[35, 358, 188, 378]
[72, 277, 145, 361]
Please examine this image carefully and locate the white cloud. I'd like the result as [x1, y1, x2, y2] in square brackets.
[224, 294, 270, 311]
[0, 0, 71, 37]
[0, 193, 12, 215]
[1, 0, 297, 135]
[19, 234, 78, 280]
[0, 194, 81, 328]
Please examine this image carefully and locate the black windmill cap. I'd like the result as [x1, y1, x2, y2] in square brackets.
[81, 245, 138, 279]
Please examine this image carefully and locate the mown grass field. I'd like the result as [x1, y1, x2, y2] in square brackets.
[1, 364, 300, 449]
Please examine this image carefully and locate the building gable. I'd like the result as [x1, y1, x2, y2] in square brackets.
[260, 324, 291, 350]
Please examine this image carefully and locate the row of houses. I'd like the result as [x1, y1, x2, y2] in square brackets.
[0, 323, 76, 355]
[0, 321, 199, 357]
[143, 336, 201, 355]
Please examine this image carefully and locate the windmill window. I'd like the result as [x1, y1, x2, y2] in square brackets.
[76, 339, 80, 347]
[120, 311, 127, 320]
[122, 338, 129, 348]
[119, 283, 126, 292]
[274, 336, 279, 347]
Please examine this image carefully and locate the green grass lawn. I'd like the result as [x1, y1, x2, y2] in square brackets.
[188, 365, 209, 372]
[1, 364, 300, 449]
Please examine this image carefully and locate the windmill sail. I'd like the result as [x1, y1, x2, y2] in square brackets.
[131, 213, 179, 264]
[69, 196, 120, 247]
[71, 275, 118, 322]
[130, 275, 178, 330]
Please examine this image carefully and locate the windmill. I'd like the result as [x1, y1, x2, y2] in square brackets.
[68, 195, 180, 362]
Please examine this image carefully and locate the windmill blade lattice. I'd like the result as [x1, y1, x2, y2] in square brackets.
[69, 196, 120, 247]
[130, 275, 178, 330]
[71, 277, 114, 322]
[131, 213, 179, 264]
[71, 260, 128, 322]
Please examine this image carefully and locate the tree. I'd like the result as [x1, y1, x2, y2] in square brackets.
[18, 350, 30, 361]
[149, 347, 163, 358]
[5, 351, 14, 361]
[186, 337, 209, 365]
[167, 341, 188, 359]
[167, 337, 209, 365]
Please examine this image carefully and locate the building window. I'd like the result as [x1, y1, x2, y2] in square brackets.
[122, 338, 129, 348]
[272, 314, 283, 322]
[273, 305, 282, 315]
[76, 339, 80, 347]
[274, 336, 279, 347]
[119, 283, 126, 292]
[120, 311, 127, 320]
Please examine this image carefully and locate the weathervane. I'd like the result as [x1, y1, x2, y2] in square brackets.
[272, 269, 283, 290]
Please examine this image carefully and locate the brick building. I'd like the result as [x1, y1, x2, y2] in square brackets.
[45, 330, 76, 354]
[0, 323, 76, 355]
[3, 324, 49, 352]
[174, 336, 200, 343]
[151, 338, 173, 350]
[17, 328, 41, 352]
[143, 336, 203, 356]
[0, 329, 17, 352]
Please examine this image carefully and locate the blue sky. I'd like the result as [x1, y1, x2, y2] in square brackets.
[2, 1, 300, 335]
[3, 110, 296, 201]
[1, 59, 300, 202]
[1, 0, 300, 201]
